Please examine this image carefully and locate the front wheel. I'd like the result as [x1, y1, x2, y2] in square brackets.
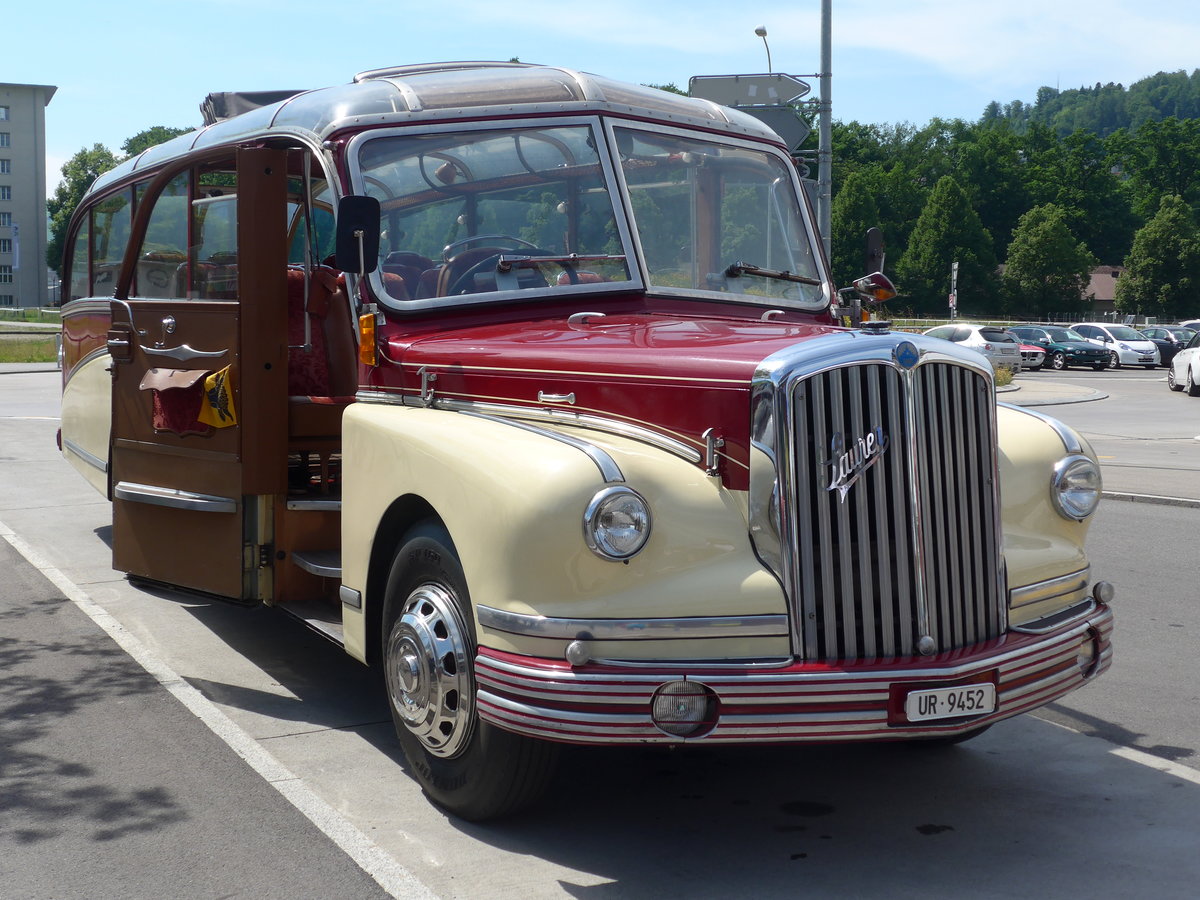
[1188, 368, 1200, 397]
[1168, 367, 1184, 391]
[1049, 350, 1067, 370]
[1110, 350, 1122, 369]
[382, 522, 558, 820]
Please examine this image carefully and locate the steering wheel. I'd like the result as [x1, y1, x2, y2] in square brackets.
[442, 234, 540, 262]
[445, 248, 583, 296]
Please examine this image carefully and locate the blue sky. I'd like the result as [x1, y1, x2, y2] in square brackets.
[6, 0, 1198, 196]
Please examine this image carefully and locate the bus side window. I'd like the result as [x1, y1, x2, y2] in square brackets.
[66, 216, 91, 301]
[192, 168, 238, 299]
[135, 172, 190, 299]
[91, 190, 133, 298]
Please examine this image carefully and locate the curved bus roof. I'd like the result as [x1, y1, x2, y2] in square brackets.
[89, 61, 782, 197]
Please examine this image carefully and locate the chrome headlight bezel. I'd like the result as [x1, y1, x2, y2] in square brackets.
[1051, 454, 1102, 521]
[583, 486, 652, 561]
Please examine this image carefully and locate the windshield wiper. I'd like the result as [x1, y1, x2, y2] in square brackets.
[496, 253, 627, 273]
[724, 261, 822, 286]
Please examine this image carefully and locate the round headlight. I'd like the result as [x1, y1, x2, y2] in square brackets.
[1052, 455, 1102, 520]
[583, 486, 651, 560]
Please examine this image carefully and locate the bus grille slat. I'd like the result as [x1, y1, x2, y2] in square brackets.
[787, 362, 1002, 662]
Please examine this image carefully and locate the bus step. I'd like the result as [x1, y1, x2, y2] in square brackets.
[292, 550, 341, 578]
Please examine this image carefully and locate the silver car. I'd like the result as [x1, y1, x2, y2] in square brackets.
[922, 324, 1022, 373]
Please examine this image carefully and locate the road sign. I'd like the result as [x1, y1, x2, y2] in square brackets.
[737, 106, 811, 151]
[688, 73, 811, 108]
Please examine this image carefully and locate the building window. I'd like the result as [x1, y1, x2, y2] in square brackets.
[0, 186, 10, 201]
[0, 238, 10, 253]
[0, 212, 10, 226]
[0, 265, 13, 284]
[0, 160, 9, 175]
[0, 134, 9, 148]
[0, 295, 13, 307]
[0, 107, 9, 121]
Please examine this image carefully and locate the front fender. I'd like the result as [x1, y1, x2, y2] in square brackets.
[997, 403, 1097, 624]
[341, 403, 786, 663]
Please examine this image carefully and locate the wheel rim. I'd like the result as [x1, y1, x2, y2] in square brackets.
[1111, 351, 1120, 368]
[385, 583, 475, 758]
[1051, 352, 1065, 369]
[1168, 368, 1177, 388]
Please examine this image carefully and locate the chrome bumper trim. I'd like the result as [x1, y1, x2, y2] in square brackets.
[1010, 567, 1090, 609]
[475, 605, 1113, 744]
[477, 605, 790, 641]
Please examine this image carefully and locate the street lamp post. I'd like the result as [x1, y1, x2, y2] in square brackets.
[754, 25, 772, 73]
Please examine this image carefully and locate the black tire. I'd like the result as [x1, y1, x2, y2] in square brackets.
[1143, 364, 1156, 370]
[1049, 351, 1067, 370]
[1168, 367, 1184, 391]
[1188, 368, 1200, 397]
[1109, 350, 1121, 369]
[382, 521, 558, 820]
[1092, 364, 1107, 371]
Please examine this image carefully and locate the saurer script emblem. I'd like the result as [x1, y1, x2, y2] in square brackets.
[822, 427, 890, 502]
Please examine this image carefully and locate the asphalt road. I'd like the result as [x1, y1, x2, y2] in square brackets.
[2, 365, 1198, 899]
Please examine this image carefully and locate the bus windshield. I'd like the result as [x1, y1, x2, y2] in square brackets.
[612, 125, 826, 310]
[354, 123, 632, 308]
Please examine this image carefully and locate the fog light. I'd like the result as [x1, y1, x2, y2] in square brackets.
[1092, 581, 1115, 604]
[651, 680, 717, 738]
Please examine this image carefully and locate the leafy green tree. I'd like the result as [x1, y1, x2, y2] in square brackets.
[828, 170, 881, 287]
[895, 176, 998, 315]
[1001, 204, 1097, 316]
[1108, 117, 1200, 219]
[122, 125, 192, 157]
[1115, 194, 1200, 319]
[952, 123, 1030, 258]
[46, 143, 120, 276]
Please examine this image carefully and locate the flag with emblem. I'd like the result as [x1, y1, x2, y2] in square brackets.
[198, 365, 238, 428]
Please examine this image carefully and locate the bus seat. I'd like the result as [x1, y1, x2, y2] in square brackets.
[286, 266, 357, 432]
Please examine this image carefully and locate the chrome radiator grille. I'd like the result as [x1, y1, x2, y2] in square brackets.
[786, 361, 1003, 662]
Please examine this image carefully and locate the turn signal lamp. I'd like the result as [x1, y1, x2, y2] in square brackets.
[359, 312, 377, 366]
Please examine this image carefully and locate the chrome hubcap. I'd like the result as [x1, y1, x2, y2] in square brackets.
[385, 583, 474, 758]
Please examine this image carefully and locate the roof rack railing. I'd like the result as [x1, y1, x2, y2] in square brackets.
[353, 61, 535, 84]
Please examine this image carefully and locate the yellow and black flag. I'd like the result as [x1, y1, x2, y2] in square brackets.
[198, 365, 238, 428]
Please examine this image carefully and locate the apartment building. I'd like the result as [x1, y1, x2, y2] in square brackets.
[0, 81, 56, 308]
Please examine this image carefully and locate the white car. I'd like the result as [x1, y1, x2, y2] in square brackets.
[922, 323, 1022, 373]
[1073, 322, 1160, 369]
[1178, 319, 1200, 329]
[1167, 330, 1200, 395]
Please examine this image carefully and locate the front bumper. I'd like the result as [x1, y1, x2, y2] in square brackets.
[475, 603, 1112, 744]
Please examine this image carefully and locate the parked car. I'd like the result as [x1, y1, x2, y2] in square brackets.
[1140, 325, 1196, 368]
[922, 324, 1022, 373]
[1073, 322, 1160, 369]
[1178, 319, 1200, 329]
[1009, 325, 1110, 371]
[1167, 330, 1200, 395]
[1018, 343, 1045, 370]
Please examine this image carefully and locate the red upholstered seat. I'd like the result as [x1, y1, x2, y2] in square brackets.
[286, 266, 358, 441]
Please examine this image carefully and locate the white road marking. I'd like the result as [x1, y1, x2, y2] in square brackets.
[0, 518, 438, 900]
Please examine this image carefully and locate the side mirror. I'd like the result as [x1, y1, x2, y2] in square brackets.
[851, 271, 897, 304]
[334, 195, 381, 275]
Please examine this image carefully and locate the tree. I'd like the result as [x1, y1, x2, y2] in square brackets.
[828, 170, 881, 287]
[895, 176, 998, 315]
[122, 126, 192, 158]
[1115, 194, 1200, 319]
[1001, 204, 1097, 316]
[46, 143, 119, 276]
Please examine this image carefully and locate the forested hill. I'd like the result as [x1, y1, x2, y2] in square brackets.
[982, 69, 1200, 138]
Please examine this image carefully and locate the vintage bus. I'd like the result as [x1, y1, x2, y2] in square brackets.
[59, 61, 1113, 820]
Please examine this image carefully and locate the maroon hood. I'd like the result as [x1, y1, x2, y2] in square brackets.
[364, 312, 843, 487]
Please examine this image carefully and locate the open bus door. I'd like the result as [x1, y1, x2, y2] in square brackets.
[107, 148, 289, 601]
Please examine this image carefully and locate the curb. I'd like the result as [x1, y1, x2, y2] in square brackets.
[1103, 491, 1200, 509]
